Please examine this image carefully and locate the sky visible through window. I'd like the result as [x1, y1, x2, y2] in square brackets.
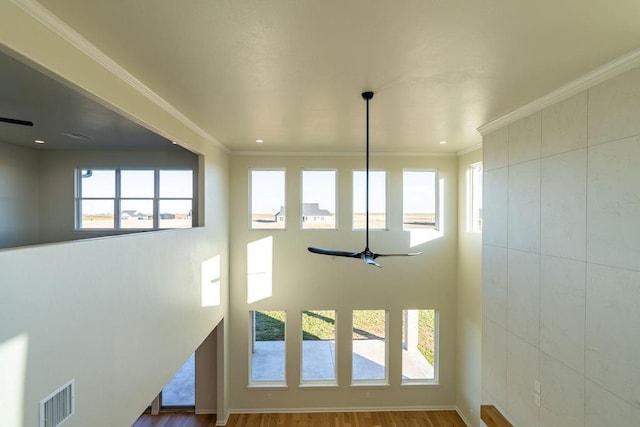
[302, 170, 335, 213]
[251, 170, 285, 214]
[403, 171, 436, 214]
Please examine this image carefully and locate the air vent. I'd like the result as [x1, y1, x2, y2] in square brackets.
[40, 380, 74, 427]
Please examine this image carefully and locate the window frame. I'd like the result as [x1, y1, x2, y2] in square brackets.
[248, 310, 288, 388]
[300, 169, 338, 230]
[300, 309, 338, 387]
[402, 168, 439, 231]
[351, 309, 389, 386]
[466, 162, 483, 233]
[400, 309, 440, 386]
[74, 167, 194, 231]
[248, 168, 287, 230]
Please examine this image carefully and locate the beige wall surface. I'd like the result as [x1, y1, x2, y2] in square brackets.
[0, 142, 40, 248]
[228, 154, 459, 411]
[482, 66, 640, 426]
[456, 148, 482, 427]
[0, 4, 230, 426]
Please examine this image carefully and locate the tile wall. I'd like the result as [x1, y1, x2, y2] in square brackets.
[481, 66, 640, 426]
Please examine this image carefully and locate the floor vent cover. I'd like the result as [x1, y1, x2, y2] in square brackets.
[40, 380, 74, 427]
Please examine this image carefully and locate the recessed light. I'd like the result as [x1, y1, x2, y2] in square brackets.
[172, 141, 178, 145]
[256, 139, 264, 144]
[439, 140, 447, 145]
[35, 139, 45, 144]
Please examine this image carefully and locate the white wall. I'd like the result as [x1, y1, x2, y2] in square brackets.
[0, 142, 39, 248]
[481, 66, 640, 426]
[228, 154, 459, 411]
[0, 4, 230, 425]
[456, 148, 482, 426]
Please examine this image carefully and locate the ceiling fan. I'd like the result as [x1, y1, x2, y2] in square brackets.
[0, 116, 33, 126]
[307, 91, 422, 268]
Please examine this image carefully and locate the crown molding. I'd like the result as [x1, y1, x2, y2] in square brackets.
[477, 48, 640, 135]
[10, 0, 229, 153]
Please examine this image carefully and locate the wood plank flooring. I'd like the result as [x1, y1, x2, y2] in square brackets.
[134, 410, 466, 427]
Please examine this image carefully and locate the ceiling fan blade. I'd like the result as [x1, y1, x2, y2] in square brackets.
[0, 116, 34, 126]
[308, 247, 361, 258]
[375, 252, 423, 258]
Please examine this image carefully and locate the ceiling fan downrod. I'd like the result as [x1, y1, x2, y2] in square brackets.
[307, 91, 422, 268]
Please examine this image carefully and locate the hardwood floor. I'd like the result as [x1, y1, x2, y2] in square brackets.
[134, 410, 466, 427]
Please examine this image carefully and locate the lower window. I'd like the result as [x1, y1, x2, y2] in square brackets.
[301, 310, 336, 383]
[401, 309, 437, 383]
[249, 310, 286, 384]
[352, 310, 387, 383]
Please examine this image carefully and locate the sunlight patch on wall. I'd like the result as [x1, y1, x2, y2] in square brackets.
[0, 333, 28, 427]
[410, 178, 445, 248]
[247, 236, 273, 304]
[201, 255, 221, 307]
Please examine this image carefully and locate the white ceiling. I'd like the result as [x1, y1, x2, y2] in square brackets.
[7, 1, 640, 153]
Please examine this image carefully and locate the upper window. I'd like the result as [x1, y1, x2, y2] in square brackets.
[467, 162, 482, 232]
[250, 169, 285, 229]
[75, 168, 193, 230]
[353, 170, 387, 230]
[301, 170, 336, 230]
[403, 170, 438, 230]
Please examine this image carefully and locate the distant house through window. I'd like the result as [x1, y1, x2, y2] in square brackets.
[250, 169, 285, 229]
[302, 170, 336, 229]
[75, 168, 193, 230]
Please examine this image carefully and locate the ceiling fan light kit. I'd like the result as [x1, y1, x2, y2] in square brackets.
[308, 91, 422, 268]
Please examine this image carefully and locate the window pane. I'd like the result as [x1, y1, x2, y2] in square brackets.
[81, 169, 115, 197]
[352, 310, 386, 382]
[467, 163, 483, 232]
[403, 170, 437, 230]
[160, 170, 193, 198]
[302, 171, 336, 229]
[402, 309, 437, 382]
[250, 170, 285, 229]
[159, 200, 192, 229]
[121, 170, 154, 198]
[80, 199, 114, 228]
[250, 310, 286, 383]
[353, 171, 386, 229]
[302, 310, 336, 382]
[120, 199, 154, 229]
[161, 353, 195, 407]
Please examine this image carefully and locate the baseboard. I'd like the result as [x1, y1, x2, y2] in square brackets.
[455, 407, 473, 427]
[215, 412, 230, 427]
[229, 405, 460, 414]
[195, 409, 216, 415]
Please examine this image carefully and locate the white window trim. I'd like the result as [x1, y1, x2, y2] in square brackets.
[74, 168, 193, 231]
[300, 169, 338, 231]
[248, 168, 287, 230]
